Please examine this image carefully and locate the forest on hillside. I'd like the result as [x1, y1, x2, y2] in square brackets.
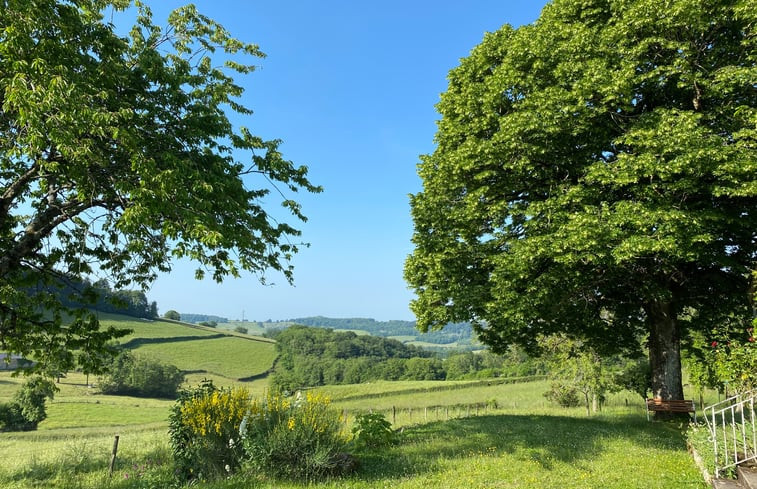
[270, 325, 545, 391]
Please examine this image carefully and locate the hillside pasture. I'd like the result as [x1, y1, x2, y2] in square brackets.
[130, 336, 275, 380]
[94, 314, 277, 380]
[98, 314, 220, 340]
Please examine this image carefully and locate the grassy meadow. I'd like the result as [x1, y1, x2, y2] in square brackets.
[0, 373, 711, 488]
[0, 316, 713, 488]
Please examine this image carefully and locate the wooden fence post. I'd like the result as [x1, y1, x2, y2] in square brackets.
[392, 406, 396, 425]
[108, 435, 120, 477]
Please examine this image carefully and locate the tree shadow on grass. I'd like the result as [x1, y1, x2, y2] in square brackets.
[119, 334, 227, 349]
[352, 412, 688, 482]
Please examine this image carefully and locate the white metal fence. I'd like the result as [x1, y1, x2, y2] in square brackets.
[703, 390, 756, 478]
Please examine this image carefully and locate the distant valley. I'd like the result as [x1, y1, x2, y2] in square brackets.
[180, 314, 478, 351]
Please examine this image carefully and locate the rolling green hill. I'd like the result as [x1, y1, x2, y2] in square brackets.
[97, 313, 276, 381]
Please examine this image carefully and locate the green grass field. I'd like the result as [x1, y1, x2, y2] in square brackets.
[0, 315, 713, 488]
[0, 369, 710, 489]
[130, 336, 276, 379]
[94, 314, 277, 380]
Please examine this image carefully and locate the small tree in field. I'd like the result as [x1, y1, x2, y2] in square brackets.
[164, 310, 181, 321]
[540, 335, 612, 415]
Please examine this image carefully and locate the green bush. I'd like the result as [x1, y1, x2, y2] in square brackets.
[163, 310, 181, 321]
[543, 382, 581, 408]
[0, 402, 28, 431]
[351, 412, 397, 449]
[240, 391, 350, 480]
[0, 377, 55, 431]
[99, 351, 184, 398]
[234, 325, 248, 334]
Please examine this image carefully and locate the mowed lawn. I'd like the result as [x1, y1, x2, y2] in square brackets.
[313, 414, 706, 489]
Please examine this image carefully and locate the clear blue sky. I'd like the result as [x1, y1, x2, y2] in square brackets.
[142, 1, 549, 321]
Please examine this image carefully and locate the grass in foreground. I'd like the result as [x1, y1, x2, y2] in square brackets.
[0, 411, 707, 489]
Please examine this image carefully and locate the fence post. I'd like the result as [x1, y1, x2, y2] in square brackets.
[108, 435, 120, 477]
[393, 406, 396, 425]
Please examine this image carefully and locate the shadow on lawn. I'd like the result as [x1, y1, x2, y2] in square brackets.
[355, 412, 687, 481]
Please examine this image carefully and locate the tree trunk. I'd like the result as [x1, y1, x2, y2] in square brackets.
[584, 391, 590, 416]
[646, 301, 684, 403]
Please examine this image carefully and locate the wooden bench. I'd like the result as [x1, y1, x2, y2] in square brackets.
[646, 398, 696, 422]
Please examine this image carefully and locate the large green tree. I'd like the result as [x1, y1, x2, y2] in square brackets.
[0, 1, 320, 374]
[405, 0, 755, 401]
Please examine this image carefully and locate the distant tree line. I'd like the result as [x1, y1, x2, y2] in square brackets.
[33, 275, 158, 319]
[88, 280, 157, 319]
[270, 325, 546, 391]
[286, 316, 473, 344]
[181, 313, 229, 324]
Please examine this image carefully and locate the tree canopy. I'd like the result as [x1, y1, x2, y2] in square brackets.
[0, 0, 320, 374]
[405, 0, 756, 400]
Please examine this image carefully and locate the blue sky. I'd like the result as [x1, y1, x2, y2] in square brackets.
[142, 1, 549, 321]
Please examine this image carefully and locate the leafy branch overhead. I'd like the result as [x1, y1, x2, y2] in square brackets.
[0, 0, 321, 374]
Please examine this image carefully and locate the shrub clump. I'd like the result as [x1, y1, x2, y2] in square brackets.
[169, 380, 249, 481]
[169, 382, 350, 482]
[351, 412, 397, 449]
[0, 377, 55, 431]
[241, 391, 349, 480]
[543, 382, 581, 408]
[99, 351, 184, 399]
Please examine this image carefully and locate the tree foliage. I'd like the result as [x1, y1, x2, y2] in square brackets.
[540, 334, 614, 415]
[98, 350, 184, 399]
[0, 1, 320, 374]
[163, 310, 181, 321]
[271, 325, 439, 390]
[0, 377, 55, 431]
[405, 0, 756, 400]
[288, 316, 474, 345]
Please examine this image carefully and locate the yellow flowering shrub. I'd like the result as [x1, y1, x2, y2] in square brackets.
[170, 382, 351, 482]
[240, 390, 350, 479]
[169, 381, 250, 481]
[180, 386, 251, 437]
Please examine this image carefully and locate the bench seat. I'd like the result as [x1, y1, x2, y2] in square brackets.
[646, 398, 696, 422]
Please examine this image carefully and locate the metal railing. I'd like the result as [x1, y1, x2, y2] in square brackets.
[704, 390, 756, 478]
